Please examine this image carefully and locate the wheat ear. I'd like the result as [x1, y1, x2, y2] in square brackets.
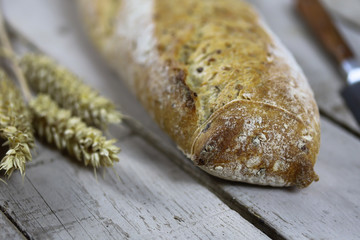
[20, 54, 122, 129]
[0, 71, 34, 177]
[30, 94, 120, 168]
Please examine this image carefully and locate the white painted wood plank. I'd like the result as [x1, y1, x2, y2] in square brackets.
[1, 139, 268, 240]
[0, 211, 24, 240]
[250, 0, 360, 133]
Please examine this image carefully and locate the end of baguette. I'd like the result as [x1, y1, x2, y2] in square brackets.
[190, 100, 320, 188]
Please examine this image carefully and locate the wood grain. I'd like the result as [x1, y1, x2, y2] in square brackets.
[0, 210, 25, 240]
[0, 138, 269, 239]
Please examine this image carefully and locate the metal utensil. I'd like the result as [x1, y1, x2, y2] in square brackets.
[297, 0, 360, 126]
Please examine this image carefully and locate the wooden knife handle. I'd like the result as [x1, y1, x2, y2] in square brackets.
[296, 0, 354, 63]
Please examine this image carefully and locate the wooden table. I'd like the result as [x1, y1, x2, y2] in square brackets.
[1, 0, 359, 239]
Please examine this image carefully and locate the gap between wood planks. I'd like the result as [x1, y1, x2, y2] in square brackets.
[319, 109, 360, 139]
[0, 204, 31, 240]
[3, 20, 359, 240]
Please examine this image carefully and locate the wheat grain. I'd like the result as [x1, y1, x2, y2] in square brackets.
[30, 94, 120, 168]
[20, 54, 122, 129]
[0, 71, 34, 177]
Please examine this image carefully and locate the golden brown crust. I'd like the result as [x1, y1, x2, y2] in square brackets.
[191, 100, 319, 187]
[78, 0, 320, 187]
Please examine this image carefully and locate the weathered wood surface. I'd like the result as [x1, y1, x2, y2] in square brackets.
[2, 0, 360, 239]
[1, 138, 269, 240]
[0, 210, 25, 240]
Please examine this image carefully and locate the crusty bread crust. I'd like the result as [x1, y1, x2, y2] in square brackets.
[78, 0, 320, 187]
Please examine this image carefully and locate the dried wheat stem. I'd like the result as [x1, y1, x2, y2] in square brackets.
[0, 72, 34, 177]
[30, 94, 120, 168]
[0, 10, 32, 102]
[20, 54, 122, 129]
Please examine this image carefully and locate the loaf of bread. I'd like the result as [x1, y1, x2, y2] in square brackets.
[78, 0, 321, 188]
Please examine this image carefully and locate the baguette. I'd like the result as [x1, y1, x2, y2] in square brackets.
[78, 0, 321, 188]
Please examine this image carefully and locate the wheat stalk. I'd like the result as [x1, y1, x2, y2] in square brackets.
[30, 94, 120, 168]
[0, 71, 34, 177]
[20, 54, 122, 129]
